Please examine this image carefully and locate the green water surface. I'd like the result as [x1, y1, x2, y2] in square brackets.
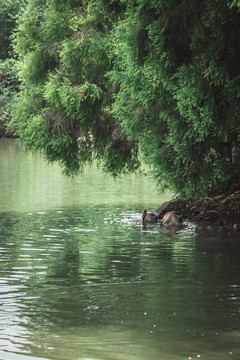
[0, 139, 239, 360]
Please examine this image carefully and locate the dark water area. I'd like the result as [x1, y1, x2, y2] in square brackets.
[0, 139, 240, 360]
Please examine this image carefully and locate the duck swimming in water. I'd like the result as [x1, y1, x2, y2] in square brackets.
[160, 211, 182, 226]
[141, 209, 157, 223]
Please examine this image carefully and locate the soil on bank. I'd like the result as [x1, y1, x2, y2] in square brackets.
[156, 185, 240, 233]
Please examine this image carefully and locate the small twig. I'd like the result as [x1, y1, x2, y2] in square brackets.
[222, 194, 240, 204]
[206, 209, 222, 218]
[202, 197, 216, 204]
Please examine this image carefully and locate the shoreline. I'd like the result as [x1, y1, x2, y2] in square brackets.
[2, 136, 239, 235]
[156, 186, 240, 234]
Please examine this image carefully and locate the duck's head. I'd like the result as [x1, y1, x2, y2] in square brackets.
[142, 209, 147, 220]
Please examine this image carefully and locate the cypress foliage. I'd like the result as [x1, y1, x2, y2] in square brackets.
[0, 0, 25, 136]
[109, 0, 240, 196]
[0, 0, 26, 60]
[12, 0, 240, 196]
[13, 0, 140, 175]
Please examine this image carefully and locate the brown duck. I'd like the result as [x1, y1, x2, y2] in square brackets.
[142, 209, 157, 223]
[160, 211, 182, 226]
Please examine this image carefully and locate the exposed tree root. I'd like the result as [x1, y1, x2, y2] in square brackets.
[156, 185, 240, 233]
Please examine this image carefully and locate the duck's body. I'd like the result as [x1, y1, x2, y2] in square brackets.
[160, 211, 182, 226]
[142, 209, 156, 223]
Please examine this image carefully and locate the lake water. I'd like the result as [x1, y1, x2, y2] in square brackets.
[0, 139, 240, 360]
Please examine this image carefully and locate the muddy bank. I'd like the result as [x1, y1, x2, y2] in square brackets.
[156, 187, 240, 234]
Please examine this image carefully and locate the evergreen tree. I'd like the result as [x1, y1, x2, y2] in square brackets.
[12, 0, 240, 197]
[109, 0, 240, 196]
[0, 0, 25, 136]
[0, 0, 26, 60]
[13, 0, 139, 175]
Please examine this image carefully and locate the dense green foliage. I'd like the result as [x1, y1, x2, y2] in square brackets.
[0, 0, 26, 60]
[11, 0, 240, 197]
[0, 0, 25, 136]
[109, 0, 240, 196]
[0, 58, 20, 136]
[12, 0, 140, 175]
